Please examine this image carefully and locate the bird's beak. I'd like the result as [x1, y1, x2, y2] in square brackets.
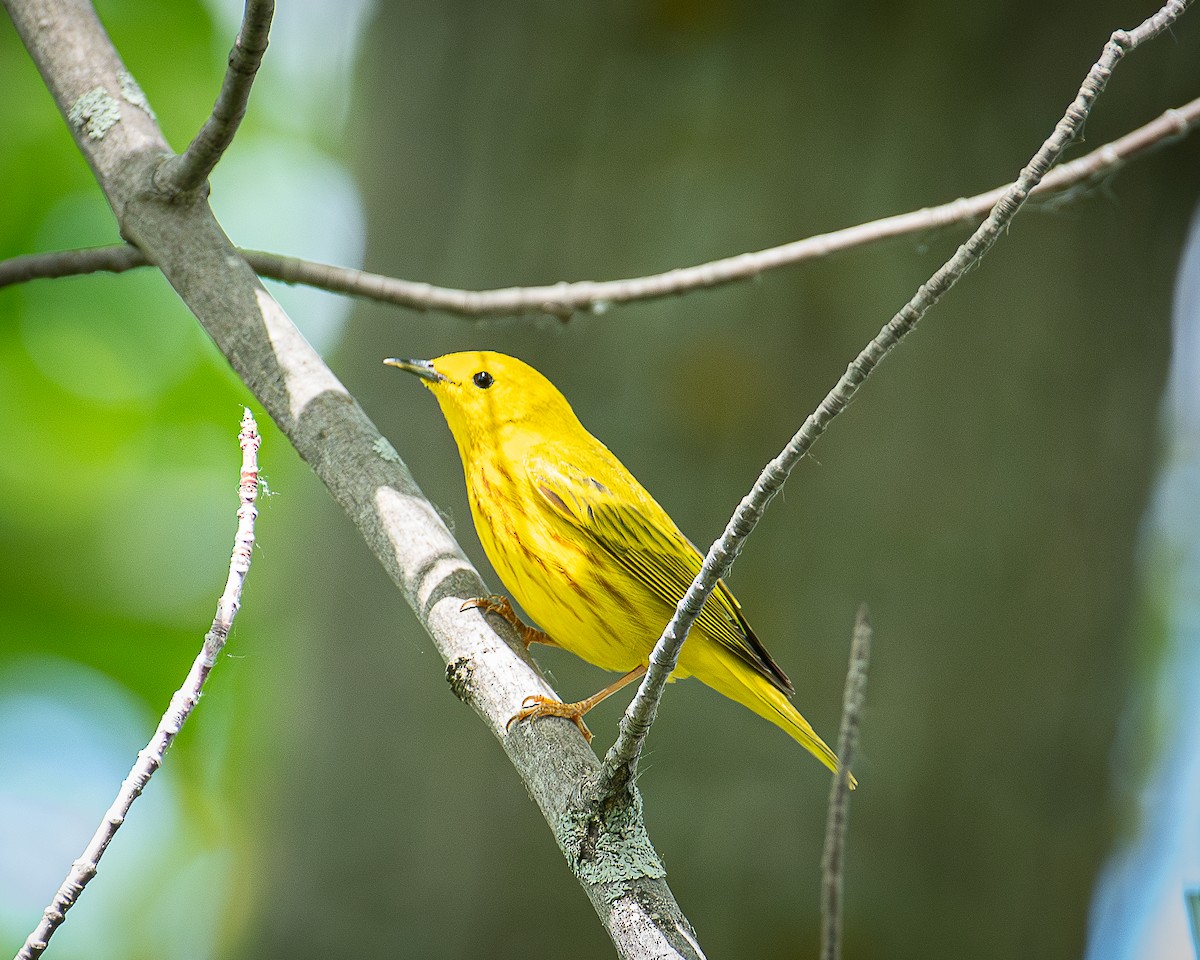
[384, 357, 446, 384]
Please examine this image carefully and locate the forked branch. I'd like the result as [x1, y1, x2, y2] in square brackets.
[2, 1, 700, 953]
[155, 0, 274, 194]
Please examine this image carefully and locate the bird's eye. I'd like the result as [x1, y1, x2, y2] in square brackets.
[473, 371, 494, 389]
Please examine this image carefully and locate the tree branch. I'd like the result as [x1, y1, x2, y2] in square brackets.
[0, 243, 146, 285]
[246, 97, 1198, 318]
[1, 95, 1196, 310]
[3, 1, 701, 955]
[592, 0, 1192, 799]
[16, 409, 262, 960]
[154, 0, 274, 194]
[820, 605, 871, 960]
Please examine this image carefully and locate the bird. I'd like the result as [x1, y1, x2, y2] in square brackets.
[386, 350, 850, 782]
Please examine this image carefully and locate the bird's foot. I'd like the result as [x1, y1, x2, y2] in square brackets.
[462, 594, 553, 650]
[507, 695, 593, 743]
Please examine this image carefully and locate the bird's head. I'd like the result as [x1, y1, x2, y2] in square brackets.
[385, 351, 578, 457]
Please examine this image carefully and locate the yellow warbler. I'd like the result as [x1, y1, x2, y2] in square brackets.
[386, 351, 849, 782]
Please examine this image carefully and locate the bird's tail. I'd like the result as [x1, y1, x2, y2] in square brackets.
[758, 679, 858, 790]
[689, 650, 857, 788]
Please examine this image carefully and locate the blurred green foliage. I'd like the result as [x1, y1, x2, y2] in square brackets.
[2, 2, 1199, 960]
[0, 2, 309, 957]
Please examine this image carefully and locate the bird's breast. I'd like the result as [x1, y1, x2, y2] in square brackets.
[464, 458, 649, 672]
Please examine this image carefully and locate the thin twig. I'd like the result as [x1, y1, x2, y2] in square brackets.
[246, 98, 1196, 318]
[15, 409, 262, 960]
[155, 0, 274, 194]
[595, 0, 1191, 796]
[0, 243, 146, 286]
[820, 605, 871, 960]
[1, 96, 1196, 307]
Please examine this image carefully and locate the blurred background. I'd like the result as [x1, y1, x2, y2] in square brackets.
[2, 1, 1199, 958]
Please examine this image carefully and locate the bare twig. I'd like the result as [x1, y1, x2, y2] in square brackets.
[155, 0, 274, 194]
[1, 96, 1197, 308]
[820, 605, 871, 960]
[247, 98, 1197, 318]
[15, 409, 261, 960]
[0, 243, 146, 286]
[595, 0, 1192, 796]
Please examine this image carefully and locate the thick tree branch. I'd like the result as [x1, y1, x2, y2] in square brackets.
[820, 606, 871, 960]
[2, 1, 701, 956]
[1, 95, 1197, 309]
[593, 0, 1192, 798]
[16, 409, 262, 960]
[155, 0, 274, 194]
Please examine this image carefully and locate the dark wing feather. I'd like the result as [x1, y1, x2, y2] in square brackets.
[527, 454, 794, 695]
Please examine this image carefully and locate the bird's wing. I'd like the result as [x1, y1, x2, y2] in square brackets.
[526, 453, 795, 695]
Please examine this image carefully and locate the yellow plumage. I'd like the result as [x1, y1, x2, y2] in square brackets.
[387, 351, 850, 783]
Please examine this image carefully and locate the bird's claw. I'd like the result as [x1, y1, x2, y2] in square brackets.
[463, 595, 551, 650]
[461, 594, 512, 616]
[506, 694, 593, 743]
